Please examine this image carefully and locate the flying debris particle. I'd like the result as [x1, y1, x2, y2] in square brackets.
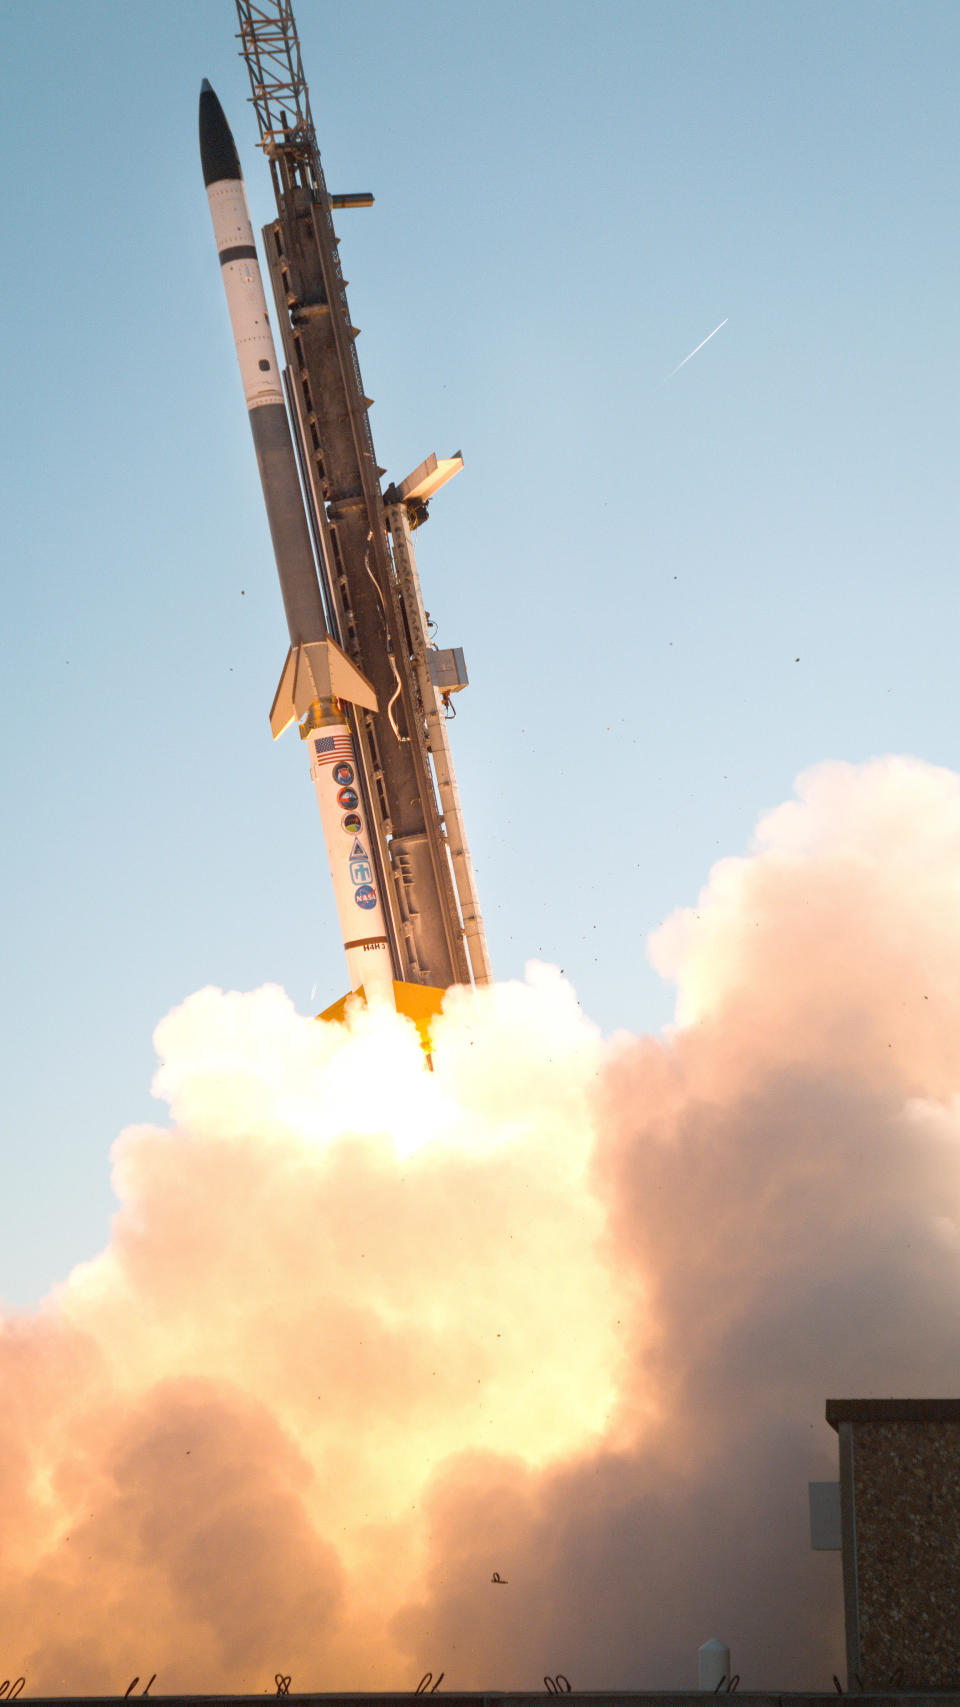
[490, 1572, 508, 1584]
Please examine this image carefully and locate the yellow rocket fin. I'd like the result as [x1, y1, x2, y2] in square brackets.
[270, 639, 379, 738]
[318, 981, 446, 1056]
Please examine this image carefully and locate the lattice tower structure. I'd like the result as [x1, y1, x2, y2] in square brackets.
[235, 0, 470, 989]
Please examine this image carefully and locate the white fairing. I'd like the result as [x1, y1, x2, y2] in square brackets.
[698, 1640, 730, 1691]
[205, 178, 284, 411]
[308, 723, 394, 1002]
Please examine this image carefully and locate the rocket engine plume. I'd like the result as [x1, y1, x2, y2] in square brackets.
[4, 756, 960, 1694]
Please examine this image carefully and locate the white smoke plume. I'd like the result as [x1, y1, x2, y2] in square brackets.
[4, 755, 960, 1694]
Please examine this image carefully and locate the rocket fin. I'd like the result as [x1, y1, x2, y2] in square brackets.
[318, 981, 446, 1058]
[270, 639, 379, 739]
[270, 647, 299, 737]
[321, 637, 379, 712]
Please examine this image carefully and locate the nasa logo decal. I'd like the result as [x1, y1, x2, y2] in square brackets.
[342, 812, 362, 834]
[332, 762, 354, 787]
[354, 884, 377, 910]
[337, 786, 359, 810]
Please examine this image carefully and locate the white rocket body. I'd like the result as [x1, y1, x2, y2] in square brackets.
[205, 177, 285, 414]
[307, 724, 394, 1001]
[200, 81, 394, 1006]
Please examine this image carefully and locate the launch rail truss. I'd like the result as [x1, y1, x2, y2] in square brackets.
[234, 0, 491, 991]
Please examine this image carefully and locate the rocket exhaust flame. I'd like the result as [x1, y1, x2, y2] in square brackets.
[4, 757, 960, 1693]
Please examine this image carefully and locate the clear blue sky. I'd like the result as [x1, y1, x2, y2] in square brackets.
[2, 0, 959, 1307]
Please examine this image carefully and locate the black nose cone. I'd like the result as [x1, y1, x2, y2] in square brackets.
[199, 81, 242, 186]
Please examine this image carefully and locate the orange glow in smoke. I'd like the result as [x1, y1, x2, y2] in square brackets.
[5, 757, 960, 1694]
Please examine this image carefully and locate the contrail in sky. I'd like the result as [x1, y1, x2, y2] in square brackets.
[667, 316, 729, 379]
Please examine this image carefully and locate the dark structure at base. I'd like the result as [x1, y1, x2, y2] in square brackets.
[828, 1398, 960, 1692]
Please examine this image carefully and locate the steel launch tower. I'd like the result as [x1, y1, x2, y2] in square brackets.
[208, 1, 490, 1006]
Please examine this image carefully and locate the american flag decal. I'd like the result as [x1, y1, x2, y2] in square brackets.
[313, 730, 355, 766]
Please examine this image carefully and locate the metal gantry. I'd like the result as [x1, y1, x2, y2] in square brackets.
[236, 1, 312, 151]
[234, 0, 490, 991]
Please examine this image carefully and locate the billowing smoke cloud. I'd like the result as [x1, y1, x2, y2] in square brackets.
[4, 755, 960, 1695]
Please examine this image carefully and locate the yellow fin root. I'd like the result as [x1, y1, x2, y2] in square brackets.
[318, 981, 446, 1057]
